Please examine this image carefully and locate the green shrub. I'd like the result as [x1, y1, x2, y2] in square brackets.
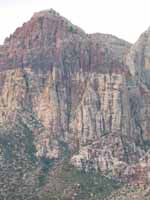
[68, 25, 76, 33]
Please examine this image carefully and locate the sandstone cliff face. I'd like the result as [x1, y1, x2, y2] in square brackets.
[0, 9, 150, 199]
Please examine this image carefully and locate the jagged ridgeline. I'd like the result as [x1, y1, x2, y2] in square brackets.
[0, 9, 149, 200]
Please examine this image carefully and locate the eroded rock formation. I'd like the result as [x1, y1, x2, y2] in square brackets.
[0, 9, 150, 199]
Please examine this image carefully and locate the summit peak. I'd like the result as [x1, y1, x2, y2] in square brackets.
[32, 8, 60, 19]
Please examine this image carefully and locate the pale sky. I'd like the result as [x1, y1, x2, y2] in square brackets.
[0, 0, 150, 44]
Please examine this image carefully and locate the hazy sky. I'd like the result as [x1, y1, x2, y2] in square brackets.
[0, 0, 150, 44]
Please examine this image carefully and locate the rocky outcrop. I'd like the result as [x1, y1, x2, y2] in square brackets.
[0, 8, 150, 199]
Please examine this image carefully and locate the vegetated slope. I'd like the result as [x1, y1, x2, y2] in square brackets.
[104, 185, 150, 200]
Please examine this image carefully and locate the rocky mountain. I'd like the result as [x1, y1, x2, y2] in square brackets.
[0, 9, 149, 200]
